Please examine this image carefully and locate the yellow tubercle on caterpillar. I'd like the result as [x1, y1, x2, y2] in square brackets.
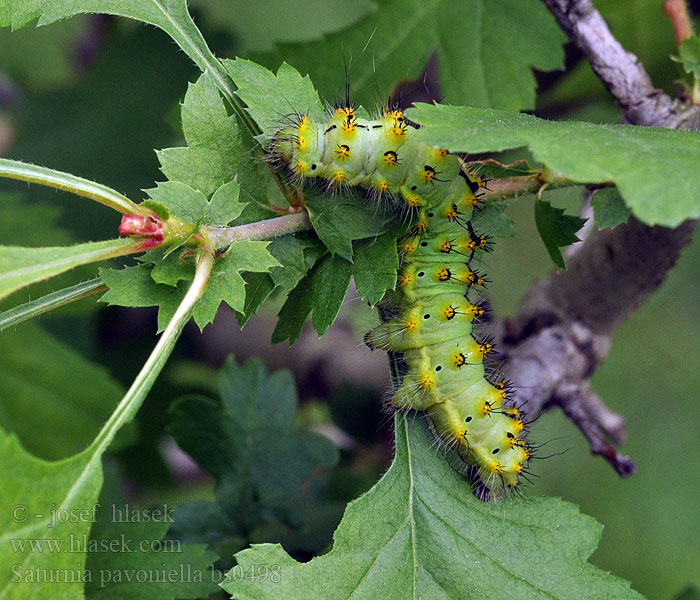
[433, 148, 449, 161]
[438, 239, 453, 253]
[422, 165, 437, 184]
[335, 144, 351, 159]
[443, 304, 456, 320]
[452, 352, 467, 368]
[444, 203, 459, 221]
[297, 115, 312, 131]
[297, 135, 307, 151]
[332, 170, 347, 184]
[295, 160, 308, 174]
[383, 150, 398, 166]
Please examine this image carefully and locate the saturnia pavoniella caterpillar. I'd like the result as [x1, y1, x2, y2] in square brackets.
[271, 104, 533, 499]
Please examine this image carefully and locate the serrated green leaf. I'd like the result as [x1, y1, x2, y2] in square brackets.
[146, 181, 209, 223]
[672, 36, 700, 78]
[100, 264, 184, 332]
[208, 179, 247, 225]
[472, 200, 517, 238]
[271, 276, 312, 344]
[310, 254, 353, 335]
[353, 233, 399, 306]
[254, 0, 565, 111]
[236, 272, 276, 327]
[407, 104, 700, 227]
[84, 517, 219, 600]
[190, 0, 376, 53]
[192, 240, 279, 327]
[102, 241, 279, 331]
[591, 188, 631, 229]
[0, 238, 140, 302]
[1, 251, 213, 600]
[157, 74, 256, 199]
[306, 194, 390, 261]
[535, 199, 587, 269]
[268, 235, 315, 293]
[0, 428, 103, 599]
[167, 357, 339, 536]
[224, 58, 325, 144]
[0, 322, 128, 460]
[223, 414, 644, 600]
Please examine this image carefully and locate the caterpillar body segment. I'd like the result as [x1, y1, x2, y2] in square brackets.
[272, 106, 531, 498]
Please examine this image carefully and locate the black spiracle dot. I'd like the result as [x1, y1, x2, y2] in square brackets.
[465, 416, 472, 423]
[417, 271, 425, 277]
[435, 366, 442, 372]
[411, 185, 417, 191]
[428, 212, 434, 217]
[423, 314, 430, 319]
[492, 448, 500, 454]
[311, 164, 317, 170]
[420, 241, 428, 247]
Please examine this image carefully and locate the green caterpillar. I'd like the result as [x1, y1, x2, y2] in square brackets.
[273, 105, 532, 498]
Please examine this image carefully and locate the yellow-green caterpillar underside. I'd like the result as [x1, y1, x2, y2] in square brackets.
[273, 106, 532, 498]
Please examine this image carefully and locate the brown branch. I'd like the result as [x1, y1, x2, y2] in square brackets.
[541, 0, 700, 128]
[497, 0, 700, 475]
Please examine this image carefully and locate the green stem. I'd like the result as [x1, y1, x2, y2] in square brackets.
[0, 158, 147, 215]
[204, 210, 311, 251]
[90, 247, 214, 456]
[0, 278, 105, 332]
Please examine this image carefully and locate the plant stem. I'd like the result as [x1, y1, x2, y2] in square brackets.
[90, 247, 214, 456]
[0, 158, 148, 215]
[204, 211, 311, 251]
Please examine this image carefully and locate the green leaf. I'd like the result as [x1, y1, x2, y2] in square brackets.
[84, 517, 219, 599]
[0, 277, 104, 331]
[0, 0, 237, 104]
[167, 357, 339, 536]
[271, 276, 312, 344]
[472, 200, 517, 238]
[591, 188, 631, 229]
[145, 179, 246, 226]
[0, 322, 128, 459]
[190, 0, 376, 53]
[100, 264, 184, 332]
[535, 199, 587, 269]
[223, 414, 644, 600]
[267, 235, 314, 293]
[353, 232, 399, 306]
[310, 254, 353, 336]
[254, 0, 565, 111]
[224, 58, 325, 144]
[671, 36, 700, 79]
[407, 104, 700, 227]
[305, 194, 390, 261]
[0, 238, 140, 302]
[101, 241, 279, 331]
[0, 158, 145, 216]
[0, 250, 213, 600]
[157, 73, 267, 202]
[0, 428, 103, 599]
[236, 272, 276, 327]
[192, 240, 279, 328]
